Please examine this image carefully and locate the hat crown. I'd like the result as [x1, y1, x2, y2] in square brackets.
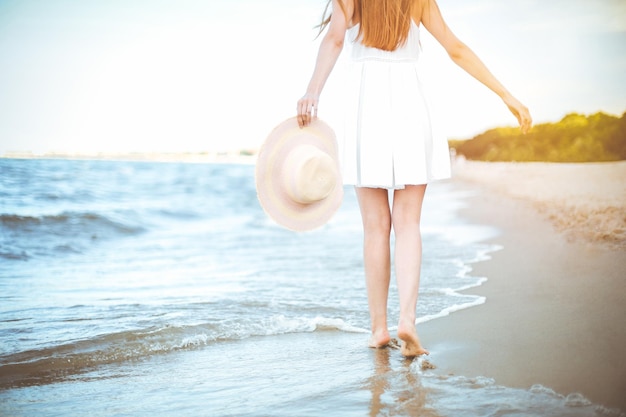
[256, 117, 343, 231]
[282, 144, 338, 204]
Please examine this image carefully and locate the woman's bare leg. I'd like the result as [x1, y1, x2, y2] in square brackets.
[355, 187, 392, 348]
[392, 184, 429, 357]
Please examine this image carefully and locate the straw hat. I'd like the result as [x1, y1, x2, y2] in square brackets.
[256, 117, 343, 231]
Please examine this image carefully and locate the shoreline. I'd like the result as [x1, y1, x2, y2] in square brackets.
[420, 161, 626, 412]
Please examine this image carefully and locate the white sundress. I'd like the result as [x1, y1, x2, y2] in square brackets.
[341, 20, 451, 189]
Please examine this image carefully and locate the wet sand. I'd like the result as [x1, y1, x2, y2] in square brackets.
[420, 160, 626, 411]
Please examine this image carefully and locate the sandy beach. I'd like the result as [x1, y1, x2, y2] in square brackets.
[421, 160, 626, 412]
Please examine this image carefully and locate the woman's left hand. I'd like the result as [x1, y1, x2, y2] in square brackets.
[503, 94, 532, 134]
[297, 93, 319, 128]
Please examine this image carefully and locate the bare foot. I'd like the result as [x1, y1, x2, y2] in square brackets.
[397, 319, 429, 358]
[368, 329, 391, 349]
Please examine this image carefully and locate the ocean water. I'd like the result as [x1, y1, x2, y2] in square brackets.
[0, 158, 622, 417]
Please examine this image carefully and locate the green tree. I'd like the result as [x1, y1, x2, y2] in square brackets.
[451, 112, 626, 162]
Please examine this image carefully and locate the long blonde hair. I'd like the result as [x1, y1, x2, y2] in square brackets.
[317, 0, 420, 51]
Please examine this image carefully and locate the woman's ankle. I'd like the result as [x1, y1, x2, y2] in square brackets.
[369, 328, 391, 348]
[398, 316, 416, 331]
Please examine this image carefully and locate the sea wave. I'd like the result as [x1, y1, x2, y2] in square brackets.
[0, 315, 367, 389]
[415, 296, 486, 325]
[416, 373, 625, 417]
[0, 211, 146, 260]
[0, 212, 144, 236]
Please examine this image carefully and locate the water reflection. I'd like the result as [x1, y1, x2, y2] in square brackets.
[366, 348, 441, 417]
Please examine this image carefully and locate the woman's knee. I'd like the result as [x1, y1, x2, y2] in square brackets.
[362, 212, 392, 237]
[391, 208, 420, 232]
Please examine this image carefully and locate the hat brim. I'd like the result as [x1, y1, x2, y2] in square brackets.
[256, 117, 343, 232]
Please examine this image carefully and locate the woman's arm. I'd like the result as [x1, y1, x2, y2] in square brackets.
[419, 0, 532, 133]
[297, 0, 352, 127]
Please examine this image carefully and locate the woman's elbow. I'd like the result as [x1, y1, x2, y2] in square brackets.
[324, 32, 345, 50]
[446, 40, 467, 61]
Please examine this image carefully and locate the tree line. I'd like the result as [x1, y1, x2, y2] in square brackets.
[449, 111, 626, 162]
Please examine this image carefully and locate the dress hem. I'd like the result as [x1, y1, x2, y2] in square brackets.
[343, 174, 452, 190]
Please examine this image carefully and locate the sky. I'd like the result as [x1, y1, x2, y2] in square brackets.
[0, 0, 624, 154]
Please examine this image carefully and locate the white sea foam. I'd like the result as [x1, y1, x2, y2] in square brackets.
[418, 375, 618, 417]
[415, 296, 486, 325]
[258, 315, 369, 336]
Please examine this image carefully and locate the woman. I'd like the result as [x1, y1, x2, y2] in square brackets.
[297, 0, 531, 357]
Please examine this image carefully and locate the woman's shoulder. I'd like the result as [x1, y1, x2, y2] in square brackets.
[411, 0, 428, 24]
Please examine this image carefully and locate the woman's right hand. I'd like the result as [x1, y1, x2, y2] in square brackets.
[297, 93, 319, 128]
[503, 94, 532, 134]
